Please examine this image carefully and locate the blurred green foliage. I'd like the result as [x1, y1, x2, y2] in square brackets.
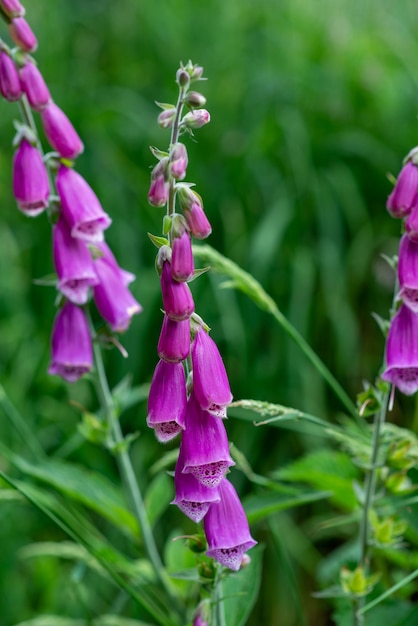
[1, 0, 418, 624]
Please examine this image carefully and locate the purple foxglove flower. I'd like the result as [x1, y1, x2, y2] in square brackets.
[0, 0, 25, 17]
[13, 139, 49, 216]
[192, 327, 233, 417]
[170, 143, 188, 180]
[0, 50, 22, 101]
[8, 17, 37, 52]
[41, 101, 84, 159]
[177, 186, 212, 239]
[146, 360, 186, 442]
[160, 259, 194, 321]
[172, 445, 220, 522]
[398, 234, 418, 313]
[204, 478, 257, 571]
[382, 304, 418, 395]
[157, 315, 190, 363]
[19, 61, 51, 111]
[48, 301, 93, 383]
[93, 253, 142, 332]
[182, 109, 211, 129]
[181, 392, 234, 487]
[171, 231, 194, 282]
[148, 158, 170, 207]
[56, 165, 111, 242]
[386, 161, 418, 219]
[148, 174, 169, 207]
[53, 216, 98, 305]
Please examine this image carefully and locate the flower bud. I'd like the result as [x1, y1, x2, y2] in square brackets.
[13, 138, 49, 216]
[171, 215, 194, 281]
[157, 315, 190, 363]
[0, 0, 25, 17]
[8, 17, 37, 52]
[41, 101, 84, 160]
[148, 158, 170, 207]
[177, 187, 212, 239]
[386, 160, 418, 219]
[157, 108, 176, 129]
[160, 258, 194, 320]
[170, 142, 188, 180]
[0, 50, 22, 101]
[19, 60, 51, 111]
[182, 109, 210, 129]
[176, 68, 190, 88]
[189, 64, 204, 80]
[184, 91, 207, 108]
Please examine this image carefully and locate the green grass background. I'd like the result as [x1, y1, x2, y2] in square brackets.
[1, 0, 418, 624]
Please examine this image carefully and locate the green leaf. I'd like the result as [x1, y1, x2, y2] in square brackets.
[222, 545, 263, 626]
[244, 489, 332, 524]
[148, 233, 169, 249]
[273, 448, 360, 510]
[11, 617, 155, 626]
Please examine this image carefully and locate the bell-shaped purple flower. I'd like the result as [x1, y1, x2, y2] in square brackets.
[48, 301, 93, 383]
[181, 392, 234, 487]
[172, 445, 220, 523]
[13, 139, 49, 216]
[386, 160, 418, 219]
[0, 50, 22, 101]
[157, 315, 190, 363]
[56, 165, 111, 242]
[93, 252, 142, 332]
[94, 241, 135, 286]
[405, 202, 418, 244]
[398, 234, 418, 313]
[41, 101, 84, 160]
[382, 304, 418, 395]
[146, 360, 186, 442]
[20, 60, 51, 111]
[171, 230, 194, 282]
[53, 216, 98, 305]
[160, 258, 194, 321]
[192, 327, 233, 417]
[204, 478, 257, 571]
[8, 17, 37, 52]
[0, 0, 25, 17]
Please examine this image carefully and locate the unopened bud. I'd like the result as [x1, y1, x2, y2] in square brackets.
[182, 109, 210, 129]
[189, 64, 204, 80]
[184, 91, 207, 108]
[0, 0, 25, 17]
[8, 17, 37, 52]
[176, 68, 190, 88]
[158, 108, 176, 129]
[170, 143, 188, 180]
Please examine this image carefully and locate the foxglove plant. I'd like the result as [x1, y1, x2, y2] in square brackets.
[146, 61, 256, 595]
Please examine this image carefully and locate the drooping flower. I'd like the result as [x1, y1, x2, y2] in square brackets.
[191, 326, 233, 417]
[159, 251, 194, 321]
[181, 391, 234, 487]
[12, 138, 49, 216]
[171, 221, 194, 282]
[94, 241, 135, 286]
[398, 234, 418, 313]
[172, 445, 220, 522]
[53, 216, 98, 305]
[382, 304, 418, 395]
[93, 251, 142, 332]
[0, 49, 22, 101]
[177, 186, 212, 239]
[19, 60, 51, 111]
[146, 360, 186, 442]
[41, 101, 84, 159]
[56, 164, 111, 242]
[157, 314, 190, 363]
[8, 17, 37, 52]
[203, 478, 257, 571]
[48, 301, 93, 383]
[386, 160, 418, 219]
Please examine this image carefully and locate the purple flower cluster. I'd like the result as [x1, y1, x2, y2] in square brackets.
[382, 152, 418, 395]
[146, 62, 256, 571]
[0, 1, 141, 383]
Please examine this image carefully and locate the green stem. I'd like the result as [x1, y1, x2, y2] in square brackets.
[167, 84, 186, 223]
[213, 568, 227, 626]
[353, 390, 389, 626]
[91, 336, 177, 607]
